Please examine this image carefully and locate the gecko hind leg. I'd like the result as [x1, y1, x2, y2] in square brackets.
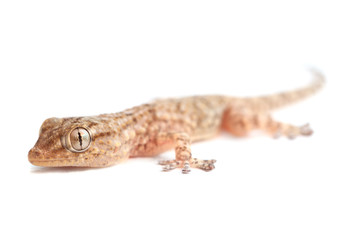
[158, 133, 216, 174]
[222, 107, 313, 139]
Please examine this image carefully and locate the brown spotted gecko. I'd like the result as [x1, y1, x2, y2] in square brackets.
[28, 70, 324, 173]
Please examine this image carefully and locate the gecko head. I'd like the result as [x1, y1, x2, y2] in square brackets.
[28, 117, 131, 167]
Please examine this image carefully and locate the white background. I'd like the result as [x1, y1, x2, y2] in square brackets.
[0, 1, 359, 239]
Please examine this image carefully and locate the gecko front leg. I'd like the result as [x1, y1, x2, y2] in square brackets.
[158, 133, 216, 174]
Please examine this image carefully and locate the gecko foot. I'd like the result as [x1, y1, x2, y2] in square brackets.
[158, 158, 216, 173]
[192, 158, 216, 171]
[159, 160, 178, 172]
[288, 123, 313, 139]
[300, 123, 313, 136]
[272, 123, 313, 139]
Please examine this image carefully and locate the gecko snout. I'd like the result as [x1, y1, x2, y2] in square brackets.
[28, 147, 59, 167]
[28, 147, 43, 165]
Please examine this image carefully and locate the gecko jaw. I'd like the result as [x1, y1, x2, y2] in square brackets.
[28, 147, 81, 167]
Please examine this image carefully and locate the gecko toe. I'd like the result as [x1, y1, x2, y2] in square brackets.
[300, 123, 313, 136]
[192, 159, 216, 172]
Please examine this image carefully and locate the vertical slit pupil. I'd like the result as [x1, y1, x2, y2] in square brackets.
[78, 130, 83, 149]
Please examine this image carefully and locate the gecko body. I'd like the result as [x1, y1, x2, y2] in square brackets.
[28, 71, 324, 173]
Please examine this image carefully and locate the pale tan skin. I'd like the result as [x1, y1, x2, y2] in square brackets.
[28, 71, 324, 173]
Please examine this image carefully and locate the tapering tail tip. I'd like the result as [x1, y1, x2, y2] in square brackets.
[308, 68, 326, 88]
[254, 68, 326, 110]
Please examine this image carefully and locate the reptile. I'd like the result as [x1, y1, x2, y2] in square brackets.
[28, 70, 324, 173]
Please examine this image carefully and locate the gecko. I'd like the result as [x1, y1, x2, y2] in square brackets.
[28, 70, 324, 173]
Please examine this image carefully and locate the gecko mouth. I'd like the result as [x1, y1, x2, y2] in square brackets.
[29, 159, 73, 167]
[28, 147, 78, 167]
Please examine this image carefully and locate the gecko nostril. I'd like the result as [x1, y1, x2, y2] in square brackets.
[28, 147, 48, 166]
[28, 147, 42, 159]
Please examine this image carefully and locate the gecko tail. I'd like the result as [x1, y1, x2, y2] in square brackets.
[251, 69, 325, 110]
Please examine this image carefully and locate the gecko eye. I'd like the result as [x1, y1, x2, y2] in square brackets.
[63, 127, 92, 152]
